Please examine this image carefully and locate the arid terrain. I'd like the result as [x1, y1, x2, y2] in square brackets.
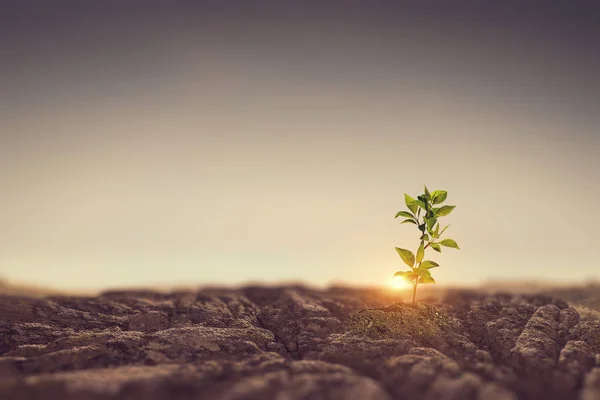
[1, 282, 599, 400]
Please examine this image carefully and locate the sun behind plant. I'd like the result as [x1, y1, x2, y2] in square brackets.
[394, 185, 460, 307]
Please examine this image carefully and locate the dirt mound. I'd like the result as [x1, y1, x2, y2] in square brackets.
[1, 286, 599, 399]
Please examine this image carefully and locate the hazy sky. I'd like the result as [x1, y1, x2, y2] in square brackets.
[1, 1, 599, 290]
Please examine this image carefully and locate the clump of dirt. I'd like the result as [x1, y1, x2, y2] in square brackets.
[348, 302, 458, 343]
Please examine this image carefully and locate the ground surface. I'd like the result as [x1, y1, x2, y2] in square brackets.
[1, 284, 600, 400]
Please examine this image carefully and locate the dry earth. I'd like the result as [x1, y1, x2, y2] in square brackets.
[1, 284, 600, 400]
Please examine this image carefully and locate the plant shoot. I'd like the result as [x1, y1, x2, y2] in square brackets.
[394, 185, 460, 306]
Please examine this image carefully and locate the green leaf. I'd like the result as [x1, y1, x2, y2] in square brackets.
[432, 190, 448, 204]
[395, 247, 415, 267]
[395, 211, 414, 219]
[418, 223, 426, 232]
[400, 219, 417, 225]
[425, 217, 437, 232]
[433, 223, 440, 238]
[414, 268, 432, 280]
[395, 271, 418, 282]
[404, 272, 419, 282]
[420, 233, 430, 241]
[418, 195, 430, 211]
[424, 185, 431, 199]
[416, 243, 425, 264]
[413, 200, 427, 210]
[421, 275, 436, 284]
[421, 260, 440, 269]
[395, 271, 419, 283]
[430, 243, 442, 253]
[436, 205, 455, 216]
[440, 239, 460, 250]
[404, 194, 418, 214]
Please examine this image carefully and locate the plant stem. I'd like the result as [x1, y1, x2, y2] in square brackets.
[412, 281, 417, 307]
[415, 211, 432, 250]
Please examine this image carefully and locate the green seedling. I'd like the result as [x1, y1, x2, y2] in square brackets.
[394, 185, 460, 306]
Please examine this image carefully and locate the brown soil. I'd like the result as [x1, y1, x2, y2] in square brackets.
[1, 284, 600, 399]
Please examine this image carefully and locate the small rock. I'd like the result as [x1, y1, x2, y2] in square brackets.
[570, 321, 600, 353]
[128, 311, 169, 333]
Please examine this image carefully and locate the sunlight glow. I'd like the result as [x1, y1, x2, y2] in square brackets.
[389, 276, 411, 290]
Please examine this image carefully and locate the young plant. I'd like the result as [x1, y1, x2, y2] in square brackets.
[394, 185, 460, 307]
